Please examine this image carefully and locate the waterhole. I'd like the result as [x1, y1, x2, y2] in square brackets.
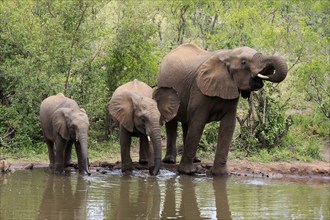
[0, 168, 329, 219]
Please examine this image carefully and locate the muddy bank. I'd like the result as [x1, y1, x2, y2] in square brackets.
[3, 155, 329, 180]
[6, 159, 328, 179]
[89, 159, 330, 178]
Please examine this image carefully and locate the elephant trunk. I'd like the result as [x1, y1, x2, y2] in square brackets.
[77, 136, 90, 175]
[148, 125, 162, 175]
[253, 53, 288, 83]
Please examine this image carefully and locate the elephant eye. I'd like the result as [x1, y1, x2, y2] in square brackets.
[139, 116, 146, 122]
[241, 59, 247, 65]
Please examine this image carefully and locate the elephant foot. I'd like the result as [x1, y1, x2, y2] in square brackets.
[79, 169, 91, 175]
[48, 163, 55, 170]
[122, 169, 133, 175]
[149, 165, 160, 176]
[178, 162, 196, 175]
[209, 165, 229, 176]
[121, 162, 133, 175]
[54, 163, 65, 174]
[65, 160, 74, 167]
[193, 154, 201, 163]
[162, 155, 176, 164]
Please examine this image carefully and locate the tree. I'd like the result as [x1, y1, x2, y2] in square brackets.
[0, 0, 108, 148]
[0, 0, 328, 159]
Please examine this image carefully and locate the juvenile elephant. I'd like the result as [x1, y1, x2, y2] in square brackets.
[156, 44, 288, 175]
[108, 79, 180, 175]
[39, 93, 90, 174]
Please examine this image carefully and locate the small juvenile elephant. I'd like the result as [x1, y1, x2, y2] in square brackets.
[108, 79, 180, 175]
[39, 93, 90, 174]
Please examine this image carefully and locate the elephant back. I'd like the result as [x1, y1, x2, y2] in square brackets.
[39, 93, 80, 141]
[113, 79, 153, 98]
[40, 93, 65, 114]
[157, 44, 212, 93]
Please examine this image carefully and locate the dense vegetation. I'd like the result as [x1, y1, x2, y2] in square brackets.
[0, 0, 329, 162]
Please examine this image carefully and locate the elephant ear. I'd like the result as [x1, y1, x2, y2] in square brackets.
[52, 108, 71, 141]
[108, 92, 134, 132]
[196, 53, 239, 99]
[153, 87, 180, 123]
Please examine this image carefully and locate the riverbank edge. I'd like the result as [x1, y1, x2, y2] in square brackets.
[6, 159, 330, 180]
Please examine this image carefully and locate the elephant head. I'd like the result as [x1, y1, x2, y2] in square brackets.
[52, 107, 90, 174]
[196, 47, 288, 99]
[108, 87, 180, 175]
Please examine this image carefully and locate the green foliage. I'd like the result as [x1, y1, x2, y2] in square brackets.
[295, 58, 330, 119]
[0, 0, 328, 163]
[235, 85, 293, 154]
[292, 113, 329, 138]
[105, 0, 160, 93]
[199, 122, 219, 153]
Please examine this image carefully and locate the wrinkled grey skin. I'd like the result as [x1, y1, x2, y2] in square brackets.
[108, 79, 179, 175]
[39, 93, 90, 175]
[156, 44, 288, 175]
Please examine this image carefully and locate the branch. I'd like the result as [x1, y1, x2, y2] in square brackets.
[288, 52, 302, 72]
[47, 1, 56, 18]
[236, 93, 254, 126]
[271, 9, 278, 24]
[71, 3, 88, 49]
[254, 92, 263, 124]
[65, 3, 89, 91]
[211, 14, 218, 35]
[276, 115, 294, 144]
[177, 5, 189, 44]
[2, 127, 16, 139]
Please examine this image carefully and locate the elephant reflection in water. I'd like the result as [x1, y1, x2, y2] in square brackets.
[38, 174, 88, 220]
[107, 174, 231, 219]
[162, 176, 231, 219]
[213, 177, 232, 219]
[111, 175, 161, 219]
[161, 176, 200, 218]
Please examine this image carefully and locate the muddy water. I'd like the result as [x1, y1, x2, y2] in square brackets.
[0, 169, 329, 220]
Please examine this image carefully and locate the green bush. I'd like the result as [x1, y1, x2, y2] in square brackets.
[199, 122, 219, 153]
[1, 0, 328, 164]
[234, 85, 293, 154]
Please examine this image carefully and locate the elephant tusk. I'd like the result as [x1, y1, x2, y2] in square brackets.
[147, 136, 151, 142]
[257, 74, 269, 79]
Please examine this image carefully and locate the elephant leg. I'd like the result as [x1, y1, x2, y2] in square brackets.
[54, 138, 65, 173]
[120, 126, 133, 173]
[182, 124, 202, 163]
[182, 123, 187, 146]
[64, 140, 74, 167]
[46, 139, 55, 170]
[162, 119, 178, 164]
[139, 134, 149, 164]
[182, 123, 201, 163]
[178, 122, 206, 174]
[212, 113, 236, 176]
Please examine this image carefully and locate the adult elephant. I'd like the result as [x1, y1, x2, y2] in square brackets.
[156, 43, 288, 175]
[108, 79, 180, 175]
[40, 93, 90, 175]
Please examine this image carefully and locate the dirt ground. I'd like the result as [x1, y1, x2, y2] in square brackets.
[4, 147, 329, 179]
